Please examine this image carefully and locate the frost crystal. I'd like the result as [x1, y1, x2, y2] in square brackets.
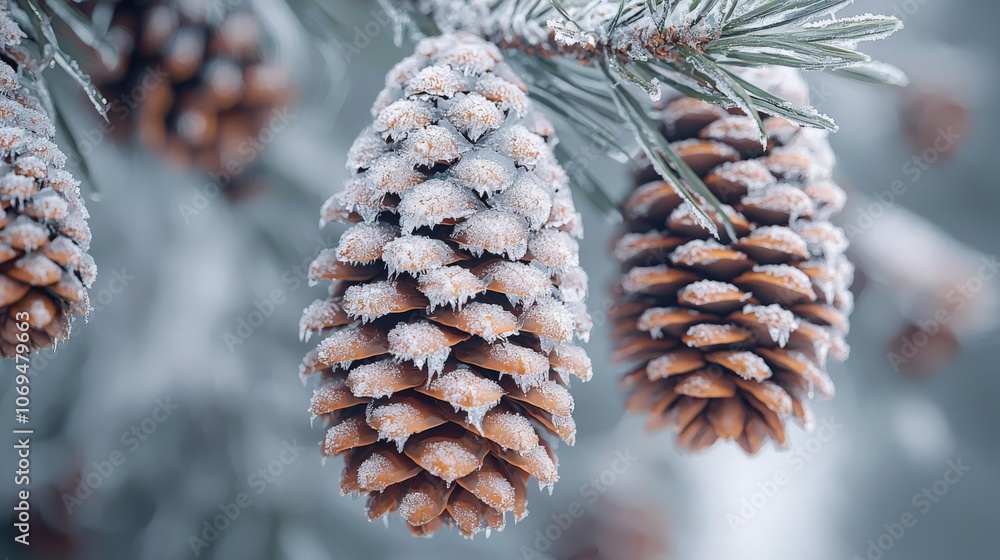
[711, 159, 776, 193]
[531, 380, 575, 416]
[683, 324, 742, 348]
[398, 178, 479, 232]
[335, 223, 398, 264]
[346, 129, 387, 170]
[477, 260, 553, 306]
[701, 116, 761, 144]
[417, 266, 487, 310]
[455, 302, 518, 342]
[405, 124, 470, 166]
[679, 280, 748, 306]
[528, 229, 579, 270]
[448, 150, 514, 195]
[446, 93, 503, 140]
[671, 239, 731, 266]
[406, 64, 465, 98]
[419, 440, 479, 483]
[475, 75, 528, 115]
[397, 491, 436, 521]
[318, 327, 384, 369]
[347, 359, 414, 399]
[373, 99, 434, 140]
[490, 342, 550, 391]
[794, 221, 849, 258]
[452, 209, 529, 259]
[489, 173, 553, 230]
[388, 321, 453, 376]
[356, 453, 395, 492]
[365, 154, 425, 194]
[384, 55, 424, 89]
[554, 266, 588, 303]
[299, 299, 342, 341]
[492, 124, 548, 168]
[521, 298, 576, 347]
[519, 445, 558, 488]
[746, 226, 808, 256]
[436, 43, 499, 75]
[368, 402, 423, 451]
[343, 281, 404, 322]
[382, 236, 459, 277]
[718, 351, 773, 381]
[752, 264, 814, 296]
[428, 367, 503, 428]
[742, 184, 815, 221]
[621, 265, 669, 294]
[742, 303, 799, 347]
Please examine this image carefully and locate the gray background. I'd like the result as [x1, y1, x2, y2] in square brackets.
[1, 0, 998, 558]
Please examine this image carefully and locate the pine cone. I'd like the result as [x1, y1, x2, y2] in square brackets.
[300, 32, 593, 537]
[0, 7, 96, 357]
[85, 0, 292, 188]
[615, 68, 851, 454]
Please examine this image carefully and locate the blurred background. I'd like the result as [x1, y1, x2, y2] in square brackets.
[2, 0, 998, 559]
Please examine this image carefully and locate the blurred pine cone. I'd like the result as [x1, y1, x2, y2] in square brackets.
[300, 32, 593, 537]
[85, 0, 291, 193]
[0, 6, 96, 358]
[558, 499, 670, 560]
[615, 68, 852, 454]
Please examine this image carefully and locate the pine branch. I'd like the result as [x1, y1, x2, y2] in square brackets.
[5, 0, 117, 192]
[393, 0, 904, 234]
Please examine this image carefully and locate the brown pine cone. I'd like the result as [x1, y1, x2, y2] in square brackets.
[0, 6, 96, 358]
[84, 0, 292, 184]
[300, 33, 593, 537]
[615, 68, 852, 454]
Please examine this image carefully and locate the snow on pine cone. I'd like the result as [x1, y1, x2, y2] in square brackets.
[299, 33, 593, 537]
[0, 6, 96, 357]
[615, 68, 851, 454]
[85, 0, 291, 191]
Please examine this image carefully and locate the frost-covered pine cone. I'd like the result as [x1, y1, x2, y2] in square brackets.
[300, 33, 593, 537]
[0, 5, 96, 358]
[86, 0, 291, 187]
[615, 68, 852, 454]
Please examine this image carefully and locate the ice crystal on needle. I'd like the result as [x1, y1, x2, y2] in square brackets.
[301, 32, 593, 537]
